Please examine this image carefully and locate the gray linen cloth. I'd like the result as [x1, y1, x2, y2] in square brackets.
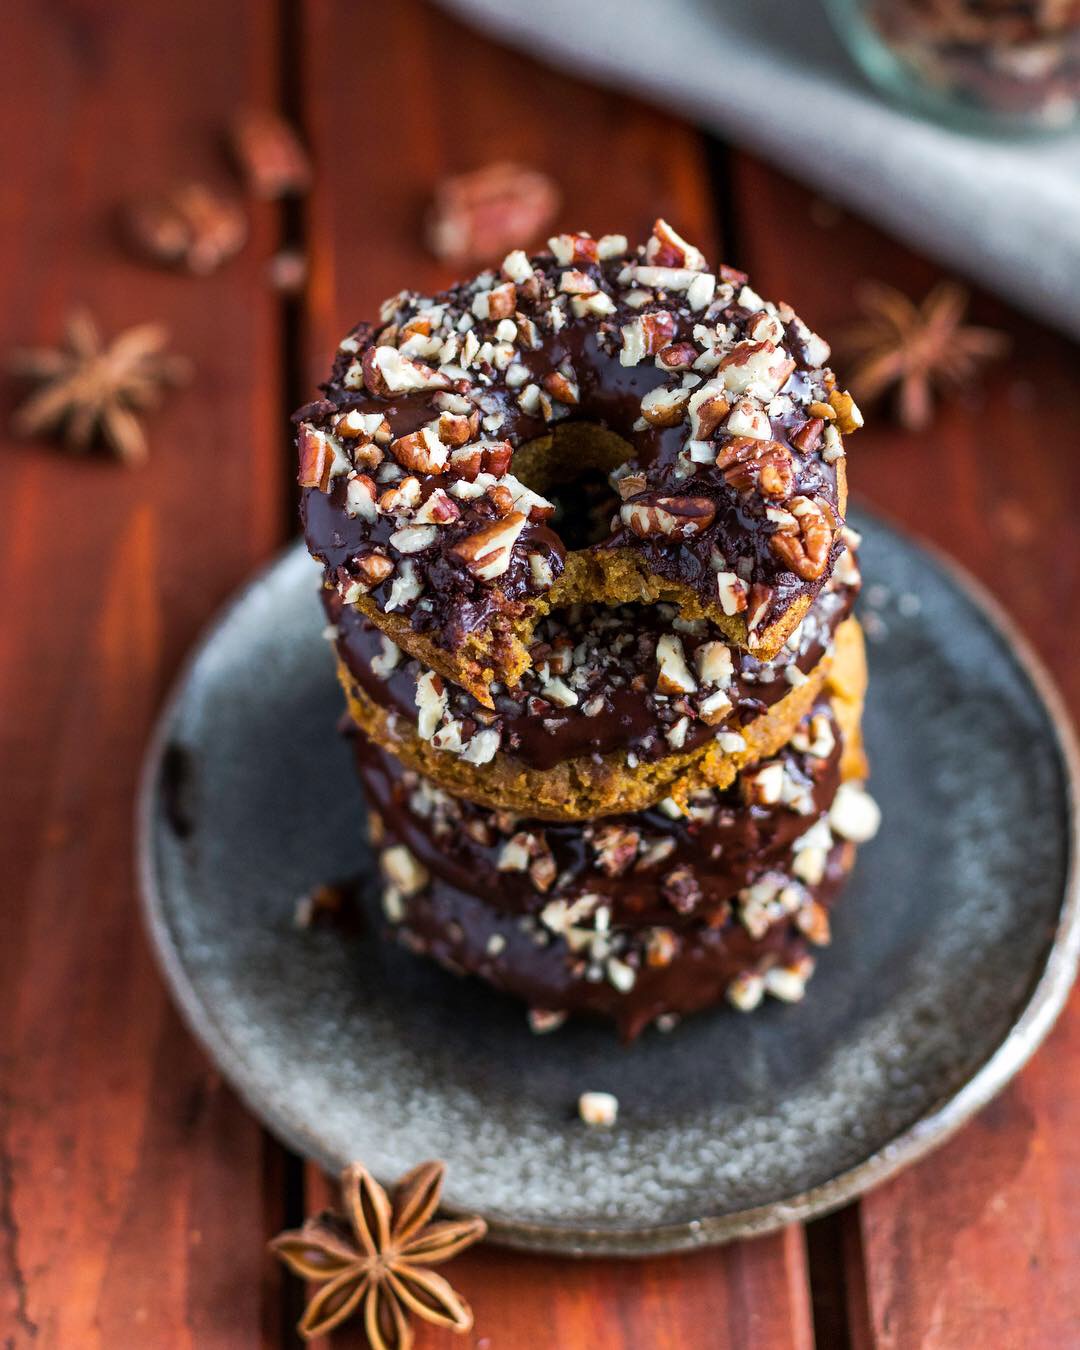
[436, 0, 1080, 340]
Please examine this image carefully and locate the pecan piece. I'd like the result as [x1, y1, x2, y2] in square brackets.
[619, 310, 677, 367]
[542, 370, 579, 405]
[486, 484, 515, 517]
[828, 388, 864, 435]
[449, 511, 527, 581]
[591, 824, 641, 878]
[548, 232, 600, 266]
[639, 386, 690, 428]
[717, 438, 794, 498]
[615, 470, 647, 501]
[661, 867, 703, 915]
[437, 410, 480, 446]
[336, 553, 393, 601]
[229, 110, 311, 200]
[718, 341, 795, 398]
[362, 345, 450, 398]
[426, 163, 560, 266]
[769, 496, 835, 581]
[746, 582, 774, 633]
[789, 417, 825, 452]
[620, 496, 716, 538]
[687, 381, 731, 440]
[449, 439, 512, 481]
[656, 341, 698, 369]
[390, 427, 449, 475]
[297, 423, 340, 492]
[645, 219, 706, 271]
[123, 182, 247, 276]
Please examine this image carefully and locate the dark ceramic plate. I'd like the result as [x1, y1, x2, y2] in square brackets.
[137, 507, 1079, 1256]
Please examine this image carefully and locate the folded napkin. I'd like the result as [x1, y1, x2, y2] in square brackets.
[436, 0, 1080, 340]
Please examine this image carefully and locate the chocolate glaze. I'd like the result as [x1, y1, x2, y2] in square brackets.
[356, 697, 844, 928]
[299, 226, 852, 660]
[331, 566, 855, 771]
[385, 844, 853, 1043]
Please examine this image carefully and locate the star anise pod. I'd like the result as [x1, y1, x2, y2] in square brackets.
[840, 280, 1008, 432]
[8, 310, 191, 465]
[270, 1160, 486, 1347]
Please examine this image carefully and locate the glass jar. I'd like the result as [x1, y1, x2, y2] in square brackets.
[823, 0, 1080, 134]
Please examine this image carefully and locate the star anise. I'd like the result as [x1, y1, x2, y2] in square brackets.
[270, 1160, 486, 1347]
[840, 280, 1008, 432]
[9, 310, 191, 465]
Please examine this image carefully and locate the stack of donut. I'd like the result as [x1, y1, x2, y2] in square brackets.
[297, 220, 880, 1041]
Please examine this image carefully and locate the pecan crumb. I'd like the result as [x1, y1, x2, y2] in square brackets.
[426, 162, 560, 266]
[229, 109, 312, 200]
[123, 183, 247, 275]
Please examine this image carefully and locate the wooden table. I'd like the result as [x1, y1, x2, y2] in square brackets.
[4, 2, 1079, 1346]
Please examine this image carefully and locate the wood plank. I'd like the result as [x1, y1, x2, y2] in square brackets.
[730, 151, 1080, 1349]
[0, 2, 288, 1346]
[294, 3, 813, 1347]
[300, 1170, 814, 1350]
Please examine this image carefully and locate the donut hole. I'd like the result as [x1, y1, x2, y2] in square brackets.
[512, 422, 631, 551]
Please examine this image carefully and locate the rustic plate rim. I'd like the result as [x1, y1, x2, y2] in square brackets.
[135, 508, 1080, 1257]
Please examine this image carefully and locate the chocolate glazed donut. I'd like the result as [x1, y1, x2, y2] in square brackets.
[359, 697, 881, 1041]
[297, 220, 863, 705]
[328, 563, 864, 820]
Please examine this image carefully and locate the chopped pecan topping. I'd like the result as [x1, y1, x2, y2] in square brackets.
[390, 426, 449, 475]
[449, 511, 528, 580]
[437, 410, 479, 446]
[789, 417, 825, 452]
[661, 866, 703, 914]
[362, 345, 450, 397]
[828, 388, 863, 434]
[620, 495, 716, 538]
[449, 439, 513, 481]
[715, 570, 749, 616]
[657, 341, 698, 369]
[639, 386, 690, 427]
[297, 424, 342, 491]
[746, 581, 774, 632]
[718, 340, 795, 398]
[687, 381, 731, 440]
[646, 218, 706, 271]
[339, 552, 393, 600]
[769, 496, 835, 581]
[542, 370, 579, 405]
[591, 824, 641, 877]
[717, 438, 794, 498]
[548, 232, 600, 266]
[619, 310, 677, 367]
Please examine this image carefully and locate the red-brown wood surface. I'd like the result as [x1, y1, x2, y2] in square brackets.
[0, 2, 287, 1346]
[2, 0, 1078, 1346]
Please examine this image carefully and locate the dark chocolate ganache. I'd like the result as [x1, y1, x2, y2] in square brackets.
[298, 220, 861, 659]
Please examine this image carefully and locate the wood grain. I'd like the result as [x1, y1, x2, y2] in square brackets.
[292, 3, 813, 1347]
[731, 152, 1080, 1350]
[0, 2, 287, 1346]
[299, 1170, 814, 1350]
